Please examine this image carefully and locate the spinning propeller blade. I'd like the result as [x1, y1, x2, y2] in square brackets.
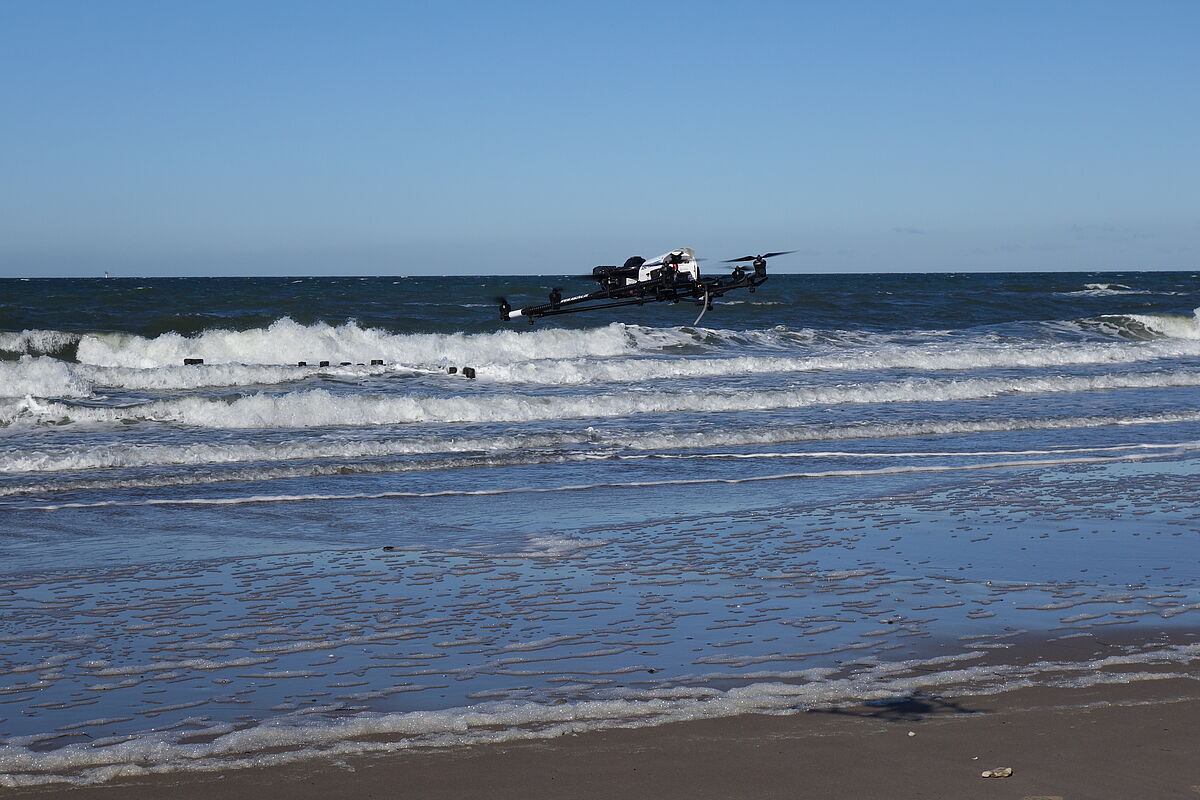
[642, 257, 706, 268]
[722, 250, 795, 263]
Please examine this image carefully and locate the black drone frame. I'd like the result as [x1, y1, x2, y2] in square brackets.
[499, 252, 791, 323]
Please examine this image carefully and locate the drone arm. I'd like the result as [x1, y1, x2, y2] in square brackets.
[503, 272, 699, 321]
[517, 295, 665, 319]
[505, 287, 619, 320]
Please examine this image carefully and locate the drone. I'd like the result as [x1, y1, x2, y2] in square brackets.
[498, 248, 793, 324]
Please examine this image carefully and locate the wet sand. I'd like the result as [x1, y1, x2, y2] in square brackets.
[12, 675, 1200, 800]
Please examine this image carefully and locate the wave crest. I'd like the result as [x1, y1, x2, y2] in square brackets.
[0, 329, 81, 358]
[72, 318, 696, 368]
[6, 371, 1199, 429]
[1087, 308, 1200, 340]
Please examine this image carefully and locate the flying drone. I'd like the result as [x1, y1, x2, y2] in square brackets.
[498, 248, 793, 324]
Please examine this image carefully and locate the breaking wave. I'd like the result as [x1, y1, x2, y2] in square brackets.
[71, 319, 701, 368]
[1089, 308, 1200, 340]
[0, 329, 80, 358]
[0, 358, 93, 398]
[3, 441, 1192, 498]
[4, 411, 1200, 475]
[1120, 309, 1200, 340]
[4, 325, 1200, 398]
[18, 444, 1196, 510]
[0, 432, 588, 474]
[4, 371, 1199, 429]
[477, 338, 1200, 385]
[0, 357, 430, 398]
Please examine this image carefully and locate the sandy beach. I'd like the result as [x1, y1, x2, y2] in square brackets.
[8, 672, 1198, 800]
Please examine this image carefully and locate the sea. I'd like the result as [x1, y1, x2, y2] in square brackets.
[2, 271, 1199, 786]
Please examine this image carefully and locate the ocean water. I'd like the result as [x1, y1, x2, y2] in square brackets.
[2, 271, 1200, 786]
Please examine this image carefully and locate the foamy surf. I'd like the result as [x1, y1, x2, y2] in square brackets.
[4, 413, 1199, 475]
[0, 329, 81, 357]
[1120, 308, 1200, 340]
[4, 441, 1192, 498]
[4, 370, 1199, 428]
[8, 335, 1200, 398]
[71, 319, 696, 368]
[1, 644, 1195, 788]
[474, 338, 1200, 385]
[15, 445, 1197, 511]
[0, 356, 433, 398]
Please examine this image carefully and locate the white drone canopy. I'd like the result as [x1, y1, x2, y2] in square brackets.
[638, 247, 699, 283]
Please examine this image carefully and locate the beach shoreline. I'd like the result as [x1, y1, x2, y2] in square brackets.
[9, 672, 1199, 800]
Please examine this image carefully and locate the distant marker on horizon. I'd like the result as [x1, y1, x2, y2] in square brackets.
[104, 271, 110, 279]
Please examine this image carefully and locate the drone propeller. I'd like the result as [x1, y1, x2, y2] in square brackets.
[643, 257, 707, 267]
[722, 251, 795, 263]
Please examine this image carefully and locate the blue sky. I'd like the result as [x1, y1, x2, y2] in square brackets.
[1, 0, 1196, 276]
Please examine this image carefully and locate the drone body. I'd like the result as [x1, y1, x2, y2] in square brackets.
[499, 248, 792, 323]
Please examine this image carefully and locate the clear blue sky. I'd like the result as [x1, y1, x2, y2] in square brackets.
[1, 0, 1196, 276]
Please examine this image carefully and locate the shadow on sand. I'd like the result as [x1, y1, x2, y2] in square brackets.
[807, 693, 987, 722]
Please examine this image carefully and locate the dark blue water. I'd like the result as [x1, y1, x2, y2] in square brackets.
[2, 271, 1196, 338]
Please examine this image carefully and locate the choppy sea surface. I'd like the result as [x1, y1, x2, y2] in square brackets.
[2, 271, 1199, 786]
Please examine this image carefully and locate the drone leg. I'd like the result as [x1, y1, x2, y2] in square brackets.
[692, 290, 711, 326]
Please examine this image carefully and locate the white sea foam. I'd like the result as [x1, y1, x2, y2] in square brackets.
[14, 447, 1192, 511]
[1, 644, 1195, 787]
[72, 319, 694, 368]
[628, 441, 1189, 461]
[12, 334, 1200, 397]
[474, 338, 1200, 385]
[4, 410, 1199, 476]
[0, 453, 576, 497]
[614, 411, 1200, 450]
[6, 313, 1195, 396]
[0, 432, 584, 473]
[0, 358, 93, 398]
[20, 317, 1060, 372]
[0, 330, 80, 356]
[0, 356, 429, 398]
[1121, 308, 1200, 340]
[4, 370, 1199, 429]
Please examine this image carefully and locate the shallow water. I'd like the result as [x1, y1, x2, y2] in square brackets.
[1, 271, 1199, 785]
